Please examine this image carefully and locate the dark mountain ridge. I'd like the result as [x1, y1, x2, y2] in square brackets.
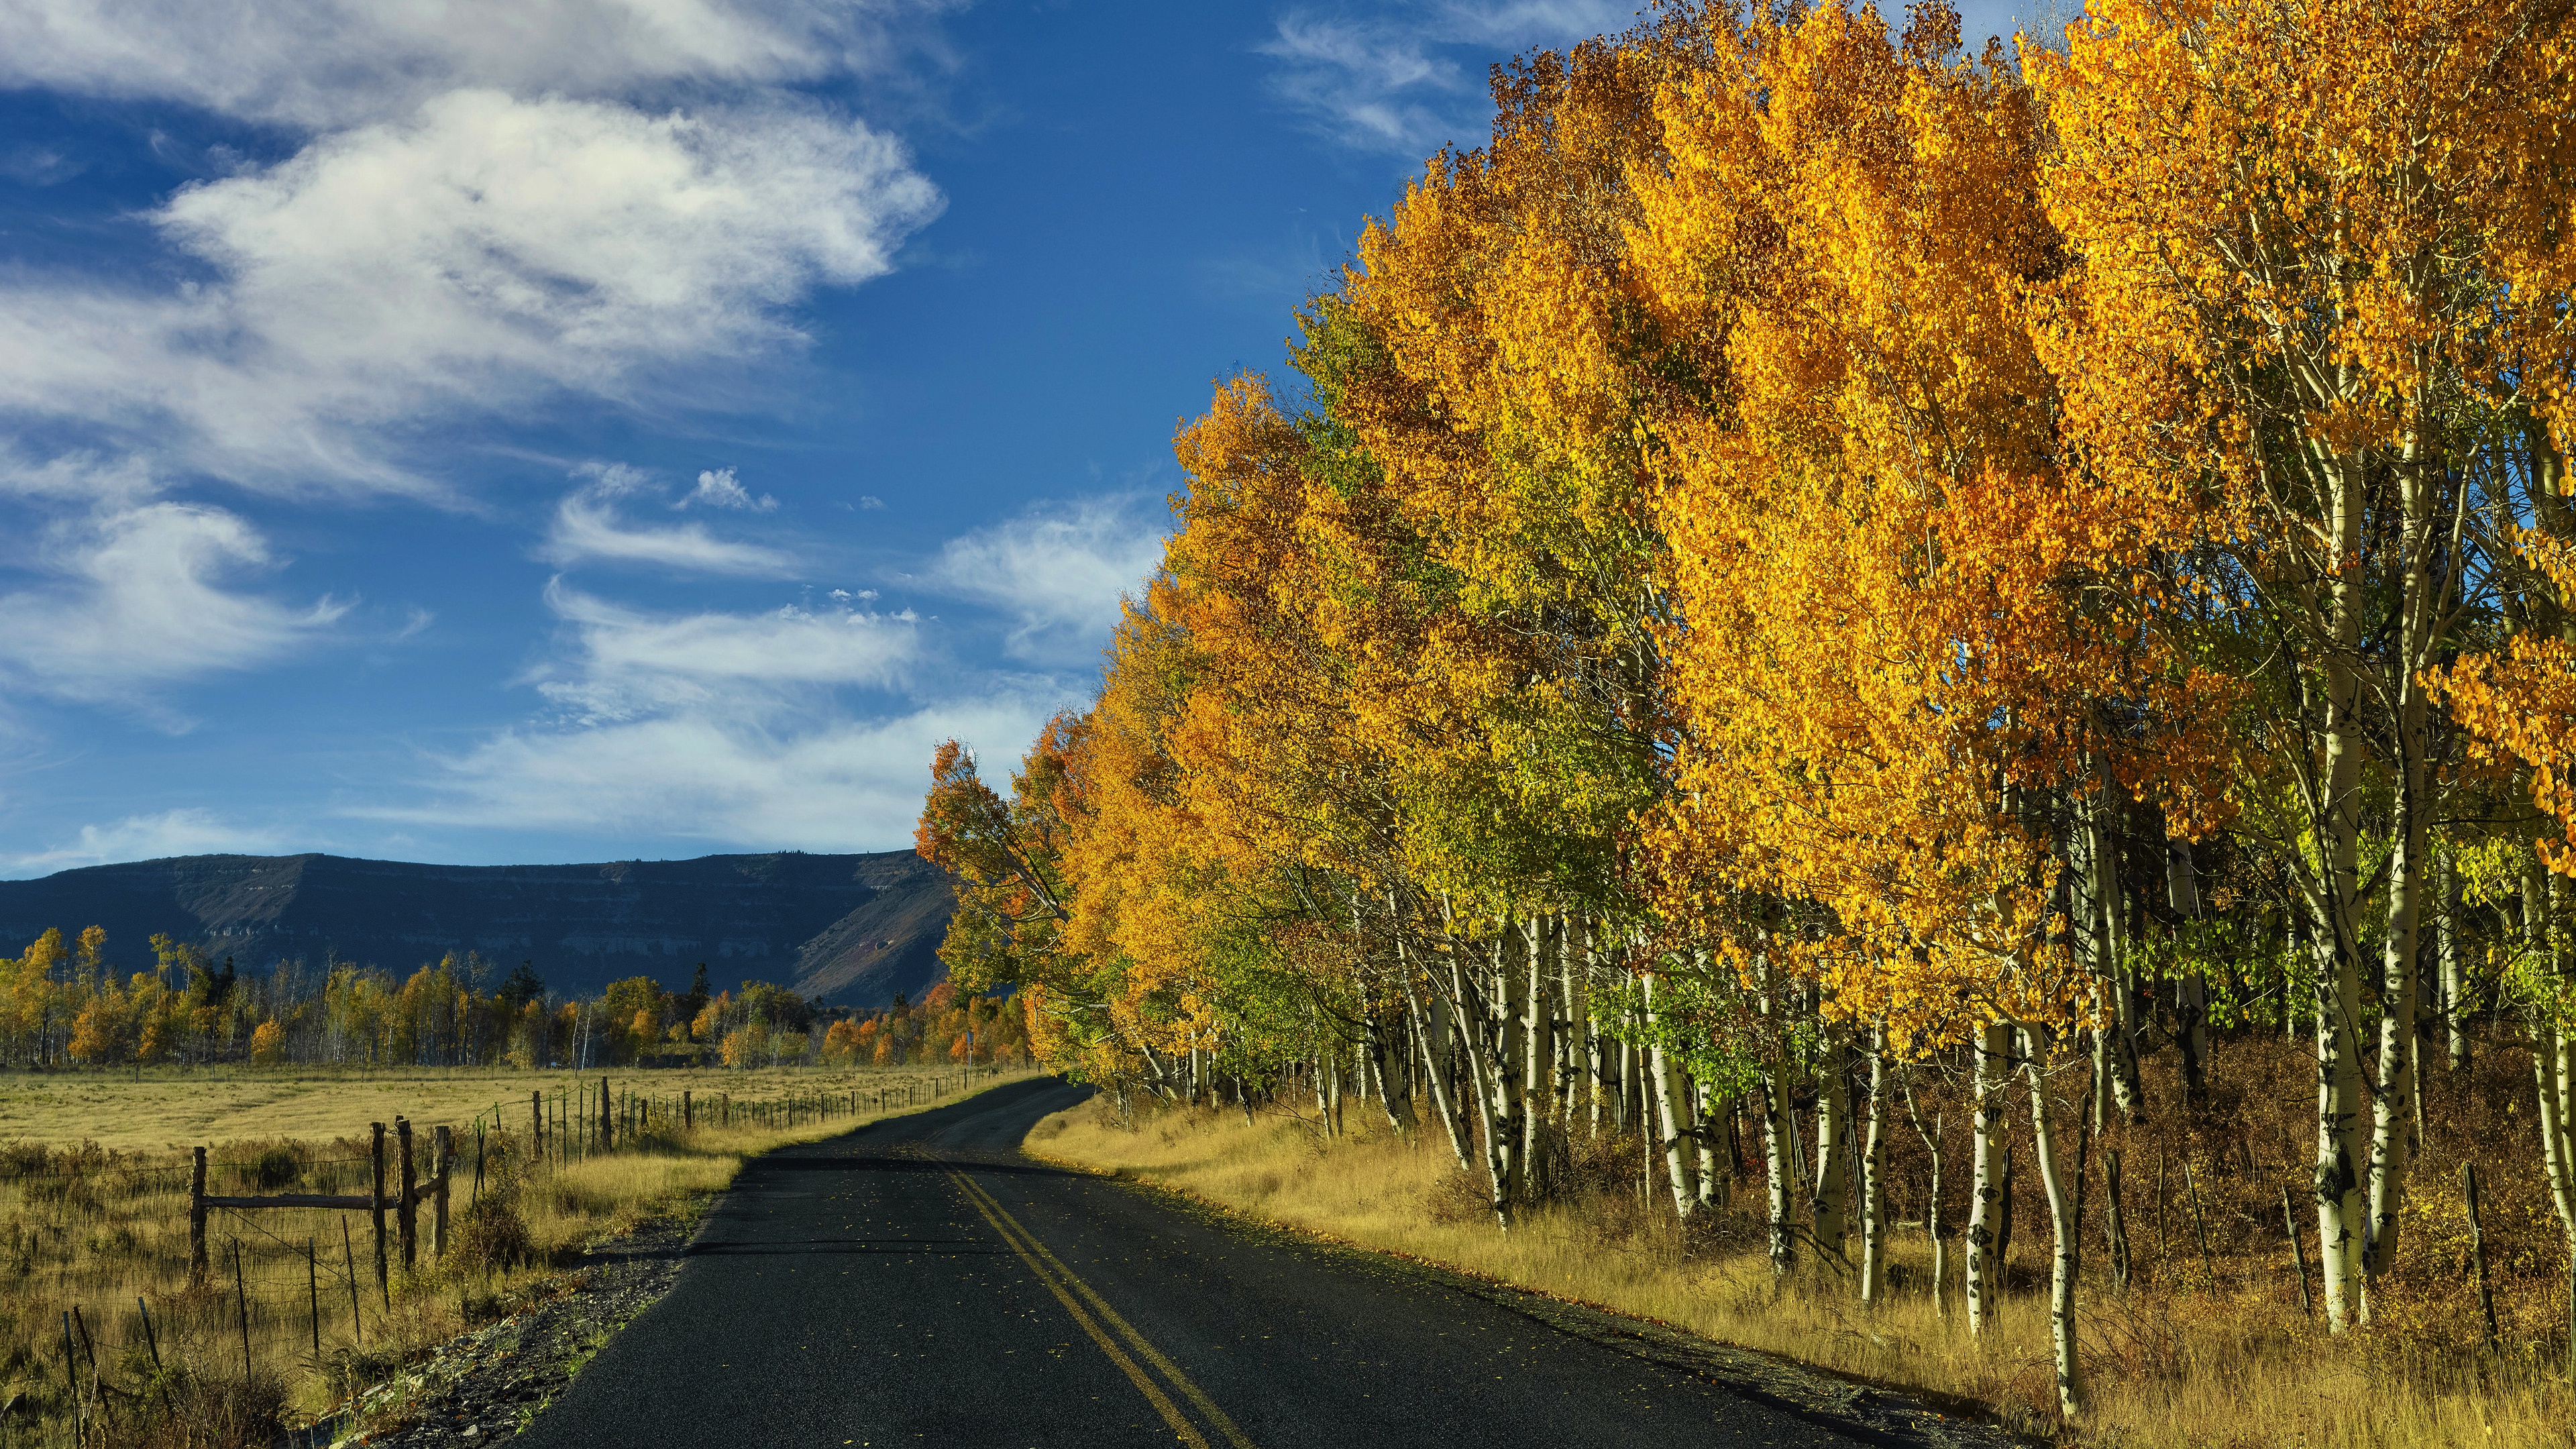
[0, 850, 954, 1009]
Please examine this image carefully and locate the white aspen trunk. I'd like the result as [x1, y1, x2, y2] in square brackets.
[1496, 926, 1528, 1206]
[1521, 916, 1549, 1191]
[2363, 527, 2433, 1309]
[2023, 1026, 2083, 1421]
[2308, 451, 2373, 1334]
[1813, 1036, 1850, 1271]
[2167, 833, 2208, 1107]
[1967, 1020, 2010, 1337]
[1443, 942, 1513, 1228]
[1695, 1079, 1721, 1212]
[2440, 848, 2469, 1074]
[1645, 973, 1699, 1219]
[1760, 1059, 1794, 1271]
[2534, 1018, 2576, 1254]
[1923, 1110, 1948, 1316]
[1580, 921, 1603, 1138]
[1619, 1030, 1640, 1132]
[1558, 918, 1584, 1122]
[1404, 975, 1475, 1175]
[2088, 792, 2144, 1124]
[1860, 1032, 1887, 1305]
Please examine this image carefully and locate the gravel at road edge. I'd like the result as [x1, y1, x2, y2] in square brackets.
[286, 1213, 698, 1449]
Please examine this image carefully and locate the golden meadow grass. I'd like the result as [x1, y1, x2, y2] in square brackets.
[0, 1062, 1041, 1447]
[1033, 1091, 2576, 1449]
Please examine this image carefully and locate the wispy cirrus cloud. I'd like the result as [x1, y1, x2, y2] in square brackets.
[0, 806, 294, 876]
[0, 0, 959, 129]
[367, 491, 1158, 851]
[930, 493, 1169, 667]
[0, 501, 348, 721]
[541, 465, 796, 575]
[1258, 1, 1633, 158]
[528, 580, 920, 723]
[369, 577, 1041, 851]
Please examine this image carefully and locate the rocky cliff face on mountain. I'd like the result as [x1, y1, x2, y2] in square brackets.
[0, 850, 955, 1008]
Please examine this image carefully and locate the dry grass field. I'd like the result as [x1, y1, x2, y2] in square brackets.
[1032, 1091, 2576, 1449]
[0, 1061, 1041, 1447]
[0, 1062, 977, 1151]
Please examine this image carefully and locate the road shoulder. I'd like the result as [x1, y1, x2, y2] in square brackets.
[1020, 1142, 2035, 1449]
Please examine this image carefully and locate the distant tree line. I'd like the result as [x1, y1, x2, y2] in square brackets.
[0, 928, 1024, 1070]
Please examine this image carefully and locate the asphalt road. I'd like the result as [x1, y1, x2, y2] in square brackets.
[515, 1077, 1884, 1449]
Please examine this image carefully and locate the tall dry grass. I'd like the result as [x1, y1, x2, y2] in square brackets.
[0, 1061, 1037, 1447]
[1034, 1051, 2576, 1449]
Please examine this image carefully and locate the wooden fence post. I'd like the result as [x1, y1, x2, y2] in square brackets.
[231, 1239, 252, 1380]
[2184, 1161, 2217, 1289]
[140, 1295, 172, 1415]
[532, 1091, 544, 1157]
[684, 1089, 693, 1129]
[309, 1235, 321, 1358]
[341, 1219, 363, 1344]
[60, 1311, 81, 1444]
[190, 1146, 210, 1283]
[2467, 1161, 2499, 1345]
[433, 1125, 452, 1261]
[396, 1116, 419, 1271]
[370, 1122, 389, 1305]
[2282, 1184, 2312, 1318]
[601, 1079, 612, 1150]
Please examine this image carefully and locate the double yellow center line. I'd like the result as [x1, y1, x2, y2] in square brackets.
[939, 1159, 1256, 1449]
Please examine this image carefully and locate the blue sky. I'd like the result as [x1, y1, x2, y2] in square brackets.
[0, 0, 2026, 876]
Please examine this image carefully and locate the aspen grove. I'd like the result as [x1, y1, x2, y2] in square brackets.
[915, 0, 2576, 1423]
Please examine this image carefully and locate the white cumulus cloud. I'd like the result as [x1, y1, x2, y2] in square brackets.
[680, 467, 777, 511]
[0, 91, 943, 495]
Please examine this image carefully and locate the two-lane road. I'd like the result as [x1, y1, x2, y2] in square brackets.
[517, 1079, 1897, 1448]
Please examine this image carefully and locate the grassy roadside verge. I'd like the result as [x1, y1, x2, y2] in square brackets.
[0, 1064, 1044, 1447]
[1029, 1094, 2573, 1448]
